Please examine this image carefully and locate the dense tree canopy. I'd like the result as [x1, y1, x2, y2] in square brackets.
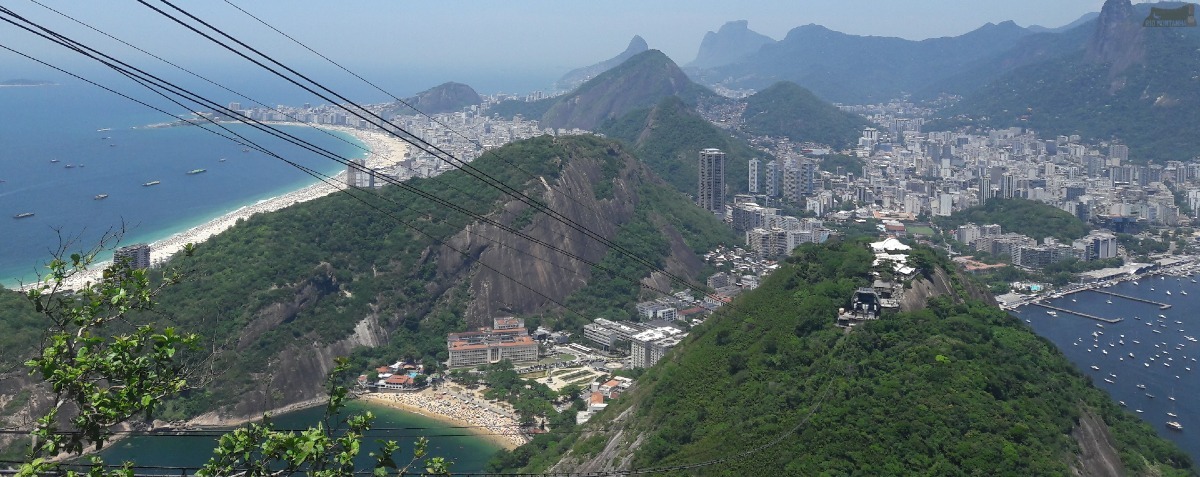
[494, 240, 1193, 475]
[935, 198, 1089, 243]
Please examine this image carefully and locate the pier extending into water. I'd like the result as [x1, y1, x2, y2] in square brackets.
[1032, 303, 1124, 323]
[1087, 289, 1172, 309]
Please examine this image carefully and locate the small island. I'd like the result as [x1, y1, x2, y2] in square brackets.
[0, 79, 56, 87]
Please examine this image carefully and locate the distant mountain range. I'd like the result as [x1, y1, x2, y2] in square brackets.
[688, 20, 1036, 103]
[555, 35, 649, 92]
[686, 20, 774, 70]
[930, 0, 1200, 162]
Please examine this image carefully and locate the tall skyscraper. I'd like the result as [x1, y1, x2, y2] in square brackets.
[748, 158, 760, 194]
[1109, 144, 1129, 162]
[764, 160, 780, 198]
[697, 148, 726, 213]
[114, 244, 151, 270]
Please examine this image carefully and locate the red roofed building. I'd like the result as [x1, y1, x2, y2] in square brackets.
[447, 317, 538, 368]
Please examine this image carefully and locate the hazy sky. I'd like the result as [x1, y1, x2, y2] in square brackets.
[0, 0, 1106, 98]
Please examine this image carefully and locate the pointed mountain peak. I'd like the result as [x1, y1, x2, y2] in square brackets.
[627, 35, 649, 53]
[542, 49, 713, 130]
[555, 35, 651, 91]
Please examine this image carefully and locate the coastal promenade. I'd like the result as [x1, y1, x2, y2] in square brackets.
[1002, 256, 1200, 313]
[17, 125, 408, 293]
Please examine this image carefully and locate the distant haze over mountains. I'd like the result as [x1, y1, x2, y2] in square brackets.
[686, 20, 774, 69]
[931, 0, 1200, 162]
[554, 35, 649, 92]
[387, 81, 481, 116]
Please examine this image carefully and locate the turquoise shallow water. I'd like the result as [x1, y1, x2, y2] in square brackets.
[0, 82, 359, 287]
[96, 401, 501, 474]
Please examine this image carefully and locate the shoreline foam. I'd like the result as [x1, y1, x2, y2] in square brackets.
[15, 124, 407, 293]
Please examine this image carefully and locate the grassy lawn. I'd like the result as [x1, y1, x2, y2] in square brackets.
[907, 225, 936, 236]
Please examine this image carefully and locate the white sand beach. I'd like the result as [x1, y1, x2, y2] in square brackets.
[361, 387, 529, 450]
[19, 125, 408, 292]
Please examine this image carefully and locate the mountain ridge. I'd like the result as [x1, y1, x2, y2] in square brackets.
[541, 50, 718, 130]
[555, 35, 649, 92]
[690, 20, 1033, 103]
[686, 20, 774, 69]
[929, 2, 1200, 162]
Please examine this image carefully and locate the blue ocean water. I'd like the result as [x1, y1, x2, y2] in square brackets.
[0, 82, 360, 288]
[1012, 276, 1199, 462]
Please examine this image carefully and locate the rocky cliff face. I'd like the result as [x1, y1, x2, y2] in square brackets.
[687, 20, 774, 69]
[1085, 0, 1145, 78]
[900, 266, 996, 312]
[439, 144, 645, 326]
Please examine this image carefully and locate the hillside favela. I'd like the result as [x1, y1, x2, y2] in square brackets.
[4, 0, 1200, 475]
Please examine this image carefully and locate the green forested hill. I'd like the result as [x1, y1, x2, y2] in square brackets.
[741, 81, 868, 148]
[934, 198, 1089, 243]
[541, 50, 717, 130]
[928, 3, 1200, 162]
[493, 241, 1192, 475]
[598, 96, 766, 197]
[0, 135, 734, 421]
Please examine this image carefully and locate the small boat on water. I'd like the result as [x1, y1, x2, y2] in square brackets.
[64, 164, 74, 169]
[94, 194, 108, 200]
[13, 212, 34, 219]
[1137, 384, 1147, 389]
[219, 158, 227, 162]
[1146, 393, 1155, 398]
[1107, 299, 1113, 304]
[1168, 412, 1178, 418]
[1103, 378, 1114, 383]
[187, 168, 206, 175]
[1166, 421, 1183, 431]
[49, 159, 59, 163]
[1046, 311, 1057, 316]
[1167, 291, 1172, 295]
[142, 180, 161, 187]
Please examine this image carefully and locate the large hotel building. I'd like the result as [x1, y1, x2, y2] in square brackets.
[447, 317, 539, 368]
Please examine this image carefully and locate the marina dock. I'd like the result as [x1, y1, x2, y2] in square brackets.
[1031, 303, 1123, 323]
[1087, 289, 1172, 309]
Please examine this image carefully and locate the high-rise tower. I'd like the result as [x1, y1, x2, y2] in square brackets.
[748, 158, 760, 194]
[697, 148, 726, 213]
